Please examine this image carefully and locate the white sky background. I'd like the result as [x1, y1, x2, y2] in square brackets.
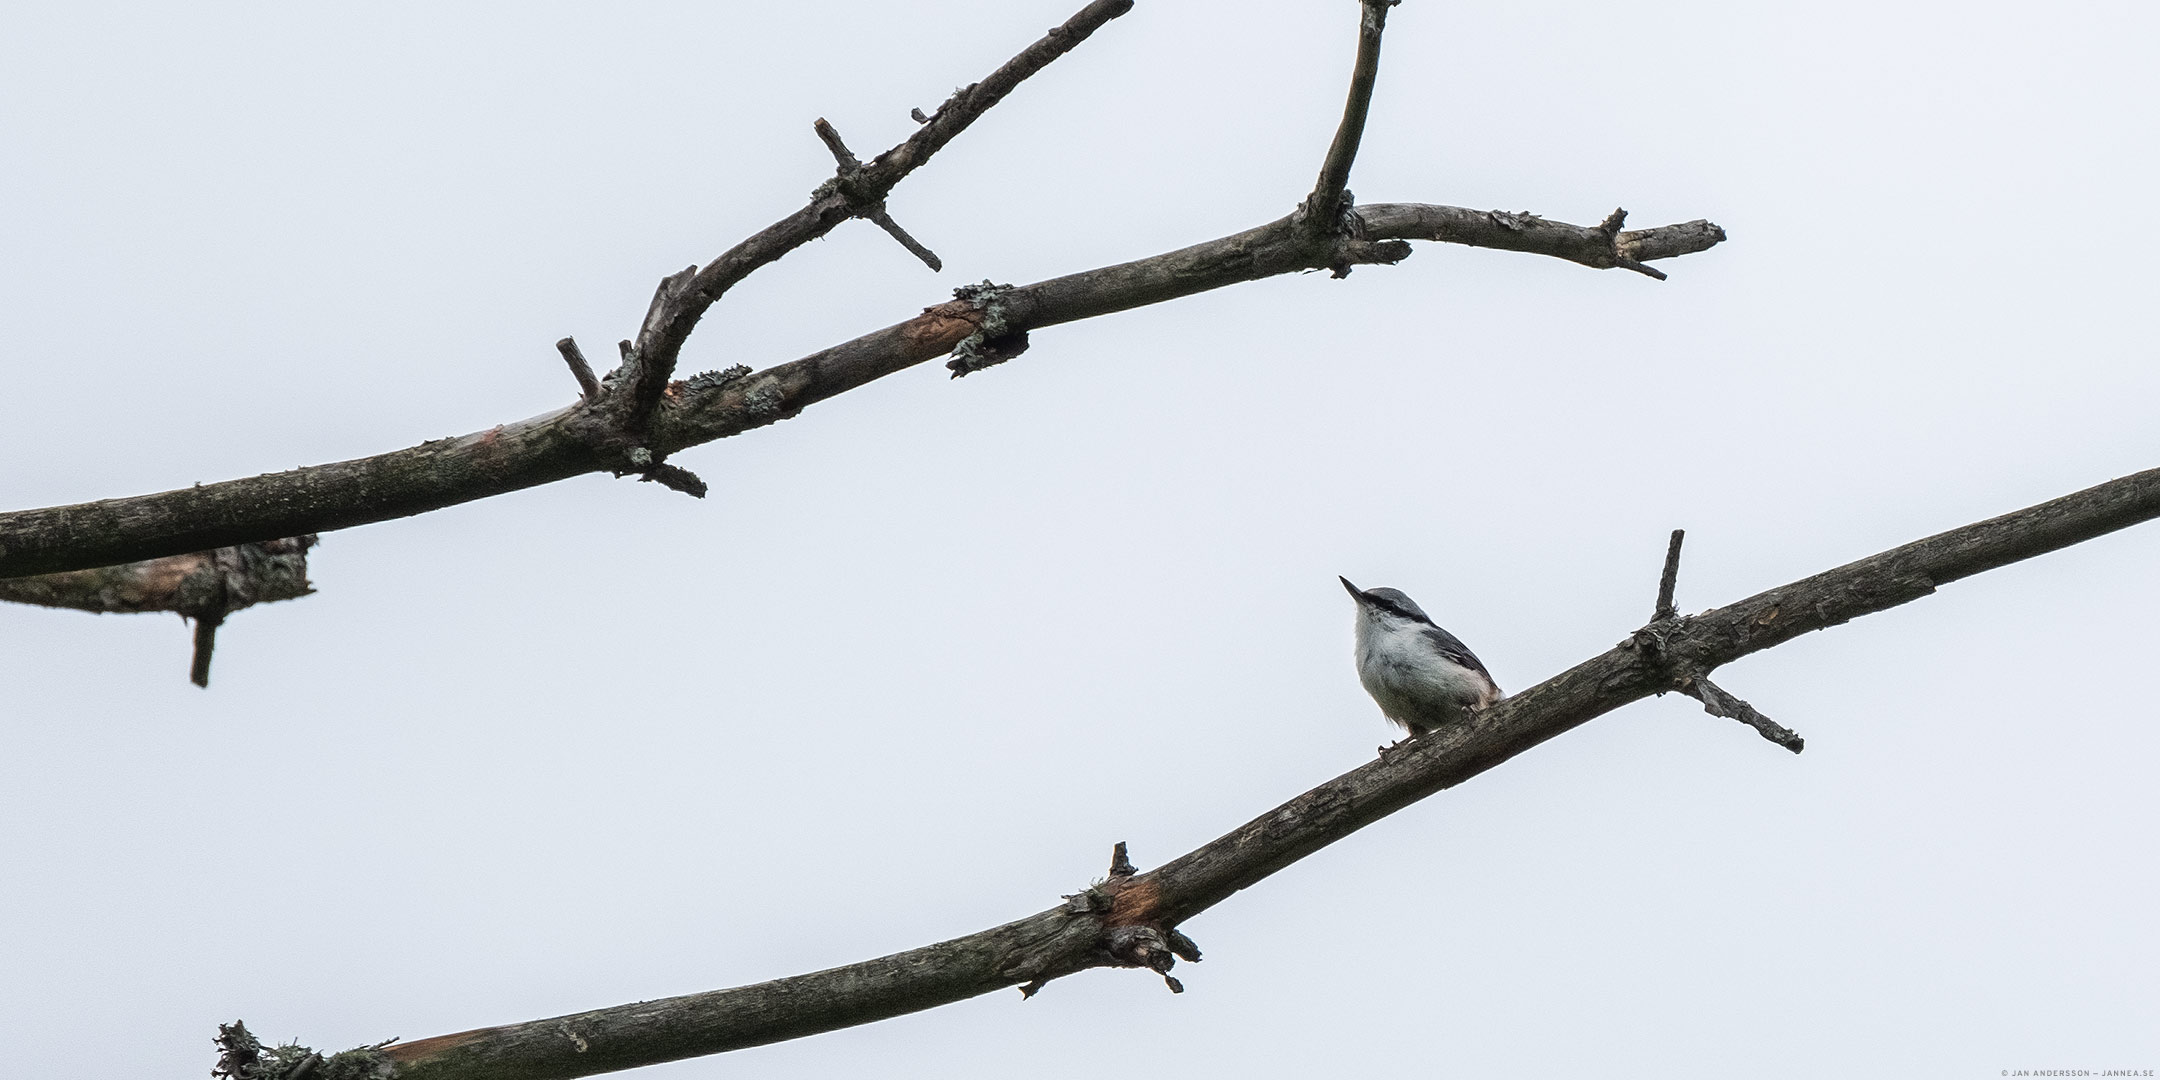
[3, 1, 2156, 1076]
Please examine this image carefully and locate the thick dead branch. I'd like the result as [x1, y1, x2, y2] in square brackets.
[248, 466, 2160, 1080]
[0, 205, 1721, 579]
[0, 536, 314, 685]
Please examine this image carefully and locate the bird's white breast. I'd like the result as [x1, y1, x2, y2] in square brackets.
[1353, 613, 1492, 732]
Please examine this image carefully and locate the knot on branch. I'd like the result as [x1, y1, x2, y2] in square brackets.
[214, 1021, 394, 1080]
[555, 332, 715, 500]
[813, 118, 943, 271]
[945, 281, 1030, 376]
[1625, 528, 1806, 753]
[1026, 842, 1200, 997]
[607, 446, 709, 500]
[1596, 208, 1668, 281]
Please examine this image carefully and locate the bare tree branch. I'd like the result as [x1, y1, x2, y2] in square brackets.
[0, 0, 1726, 581]
[0, 205, 1721, 580]
[594, 0, 1135, 440]
[1299, 0, 1397, 241]
[0, 0, 1135, 580]
[216, 466, 2156, 1080]
[0, 537, 315, 685]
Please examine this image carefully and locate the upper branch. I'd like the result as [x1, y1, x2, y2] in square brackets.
[0, 537, 316, 686]
[0, 206, 1722, 579]
[322, 464, 2160, 1080]
[608, 0, 1135, 410]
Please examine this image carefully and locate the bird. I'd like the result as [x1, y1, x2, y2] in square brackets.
[1340, 576, 1502, 746]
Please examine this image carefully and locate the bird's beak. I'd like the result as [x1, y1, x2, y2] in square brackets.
[1338, 575, 1363, 601]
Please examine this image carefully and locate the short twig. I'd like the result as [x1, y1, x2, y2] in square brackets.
[812, 117, 860, 171]
[189, 612, 222, 688]
[1654, 528, 1685, 622]
[1107, 841, 1136, 878]
[1598, 208, 1668, 281]
[554, 337, 602, 401]
[1681, 674, 1805, 753]
[637, 463, 709, 499]
[867, 210, 943, 271]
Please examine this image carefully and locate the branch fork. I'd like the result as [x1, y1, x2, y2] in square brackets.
[1632, 528, 1805, 752]
[1597, 208, 1668, 281]
[814, 118, 944, 272]
[556, 332, 712, 499]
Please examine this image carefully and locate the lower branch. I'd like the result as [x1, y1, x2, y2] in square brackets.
[260, 465, 2160, 1080]
[0, 536, 314, 685]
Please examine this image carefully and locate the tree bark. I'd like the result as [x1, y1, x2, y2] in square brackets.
[220, 464, 2151, 1080]
[0, 206, 1719, 581]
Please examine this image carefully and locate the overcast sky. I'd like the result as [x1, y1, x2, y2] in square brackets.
[3, 1, 2156, 1077]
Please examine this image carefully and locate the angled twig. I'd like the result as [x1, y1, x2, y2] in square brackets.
[1301, 0, 1399, 239]
[1680, 674, 1804, 753]
[555, 338, 602, 402]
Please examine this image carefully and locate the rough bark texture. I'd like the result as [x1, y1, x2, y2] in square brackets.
[344, 465, 2160, 1080]
[0, 206, 1720, 580]
[0, 1, 1141, 584]
[0, 536, 314, 686]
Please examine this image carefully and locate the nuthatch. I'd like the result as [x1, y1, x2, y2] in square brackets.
[1340, 576, 1502, 743]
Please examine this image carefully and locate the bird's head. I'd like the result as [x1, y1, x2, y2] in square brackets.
[1339, 576, 1435, 626]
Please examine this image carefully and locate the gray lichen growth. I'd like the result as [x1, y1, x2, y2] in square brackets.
[683, 364, 752, 394]
[946, 280, 1029, 377]
[744, 380, 784, 419]
[213, 1021, 394, 1080]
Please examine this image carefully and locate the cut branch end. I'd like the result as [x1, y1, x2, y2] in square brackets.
[555, 337, 603, 401]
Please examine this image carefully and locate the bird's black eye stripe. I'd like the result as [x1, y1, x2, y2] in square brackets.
[1374, 596, 1426, 623]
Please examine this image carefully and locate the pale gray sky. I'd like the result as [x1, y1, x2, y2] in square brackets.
[3, 2, 2156, 1077]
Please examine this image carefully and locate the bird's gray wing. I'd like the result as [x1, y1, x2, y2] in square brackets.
[1420, 625, 1494, 681]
